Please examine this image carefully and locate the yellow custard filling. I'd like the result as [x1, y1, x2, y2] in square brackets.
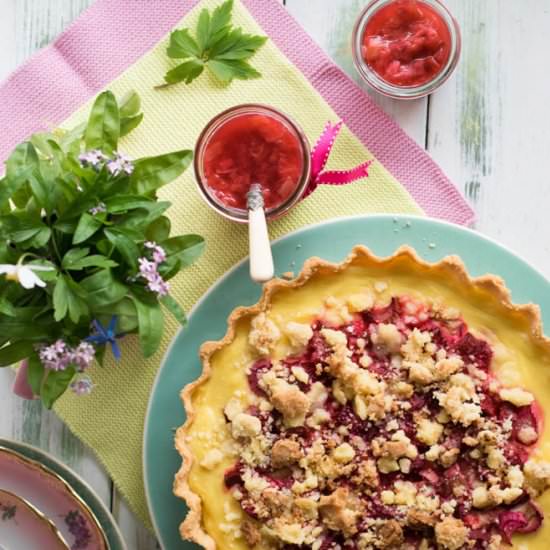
[182, 252, 550, 549]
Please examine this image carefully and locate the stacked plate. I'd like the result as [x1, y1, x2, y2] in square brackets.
[0, 439, 125, 550]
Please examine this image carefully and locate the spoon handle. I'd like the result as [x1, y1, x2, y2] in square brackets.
[247, 184, 274, 283]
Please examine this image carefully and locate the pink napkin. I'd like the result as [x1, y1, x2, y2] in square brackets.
[0, 0, 473, 225]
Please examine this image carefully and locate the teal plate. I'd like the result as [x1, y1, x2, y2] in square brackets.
[144, 214, 550, 549]
[0, 438, 126, 550]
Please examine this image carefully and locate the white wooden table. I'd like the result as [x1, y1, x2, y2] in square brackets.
[1, 1, 549, 548]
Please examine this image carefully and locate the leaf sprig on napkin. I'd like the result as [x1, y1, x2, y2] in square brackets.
[0, 90, 204, 408]
[159, 0, 267, 87]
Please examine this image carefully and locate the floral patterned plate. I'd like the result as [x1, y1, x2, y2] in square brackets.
[0, 440, 125, 550]
[0, 488, 69, 549]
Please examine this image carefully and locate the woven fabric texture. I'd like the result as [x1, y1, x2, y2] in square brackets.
[0, 0, 473, 531]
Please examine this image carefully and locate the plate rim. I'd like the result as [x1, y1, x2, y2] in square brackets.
[143, 213, 550, 548]
[0, 437, 126, 550]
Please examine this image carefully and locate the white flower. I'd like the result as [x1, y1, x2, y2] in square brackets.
[0, 263, 54, 289]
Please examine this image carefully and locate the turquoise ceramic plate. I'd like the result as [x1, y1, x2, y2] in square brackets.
[143, 214, 550, 549]
[0, 439, 125, 550]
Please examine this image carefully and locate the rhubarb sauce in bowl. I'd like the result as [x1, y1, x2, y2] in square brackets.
[352, 0, 461, 99]
[194, 105, 311, 223]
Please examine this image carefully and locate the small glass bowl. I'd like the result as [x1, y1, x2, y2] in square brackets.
[352, 0, 461, 100]
[194, 104, 311, 223]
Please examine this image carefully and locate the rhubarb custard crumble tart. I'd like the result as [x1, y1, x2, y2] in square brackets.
[174, 246, 550, 550]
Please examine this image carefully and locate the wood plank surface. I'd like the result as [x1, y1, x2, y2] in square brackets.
[285, 0, 429, 146]
[428, 0, 550, 278]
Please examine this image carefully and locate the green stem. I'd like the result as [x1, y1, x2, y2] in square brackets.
[50, 230, 63, 265]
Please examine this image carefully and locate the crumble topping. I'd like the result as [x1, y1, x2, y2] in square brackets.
[220, 294, 547, 548]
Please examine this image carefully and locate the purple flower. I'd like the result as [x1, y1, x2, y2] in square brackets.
[39, 340, 96, 372]
[106, 152, 134, 176]
[70, 376, 95, 397]
[70, 342, 96, 372]
[138, 258, 158, 281]
[79, 149, 106, 170]
[138, 241, 170, 297]
[89, 202, 106, 216]
[145, 241, 166, 264]
[39, 340, 71, 371]
[147, 276, 170, 297]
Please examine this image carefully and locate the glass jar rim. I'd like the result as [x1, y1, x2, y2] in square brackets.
[352, 0, 461, 99]
[194, 104, 311, 223]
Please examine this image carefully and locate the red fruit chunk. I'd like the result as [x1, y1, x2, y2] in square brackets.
[480, 392, 500, 417]
[202, 113, 304, 211]
[362, 0, 452, 86]
[514, 404, 540, 443]
[453, 332, 493, 369]
[499, 500, 543, 543]
[224, 463, 243, 489]
[410, 393, 427, 411]
[247, 359, 272, 397]
[366, 297, 402, 324]
[419, 467, 440, 485]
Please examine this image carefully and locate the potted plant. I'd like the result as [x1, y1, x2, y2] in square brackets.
[0, 90, 204, 408]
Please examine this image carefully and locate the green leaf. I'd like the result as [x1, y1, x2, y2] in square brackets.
[160, 294, 187, 326]
[80, 269, 128, 308]
[146, 216, 171, 242]
[210, 28, 267, 60]
[0, 311, 54, 341]
[162, 234, 205, 266]
[6, 142, 39, 178]
[208, 58, 261, 82]
[69, 255, 118, 271]
[131, 150, 193, 194]
[61, 248, 117, 270]
[42, 367, 76, 409]
[53, 275, 89, 323]
[160, 0, 265, 88]
[27, 259, 57, 281]
[73, 213, 103, 244]
[196, 7, 212, 51]
[104, 195, 155, 213]
[58, 121, 86, 153]
[117, 202, 171, 232]
[28, 171, 55, 213]
[208, 0, 234, 43]
[158, 256, 182, 281]
[0, 341, 35, 367]
[120, 113, 144, 138]
[0, 168, 33, 209]
[95, 298, 138, 334]
[118, 90, 141, 118]
[4, 142, 38, 208]
[84, 91, 120, 154]
[0, 295, 16, 317]
[163, 59, 205, 85]
[104, 228, 140, 270]
[1, 214, 51, 246]
[54, 219, 78, 235]
[53, 276, 69, 321]
[22, 227, 52, 250]
[167, 29, 201, 59]
[62, 247, 90, 268]
[27, 354, 45, 395]
[132, 295, 163, 358]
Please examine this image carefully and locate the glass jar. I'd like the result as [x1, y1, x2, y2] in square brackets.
[194, 104, 311, 223]
[352, 0, 461, 99]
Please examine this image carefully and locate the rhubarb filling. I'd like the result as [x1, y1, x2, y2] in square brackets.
[207, 296, 548, 549]
[182, 252, 550, 550]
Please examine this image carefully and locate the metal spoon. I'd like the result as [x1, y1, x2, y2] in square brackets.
[247, 183, 274, 283]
